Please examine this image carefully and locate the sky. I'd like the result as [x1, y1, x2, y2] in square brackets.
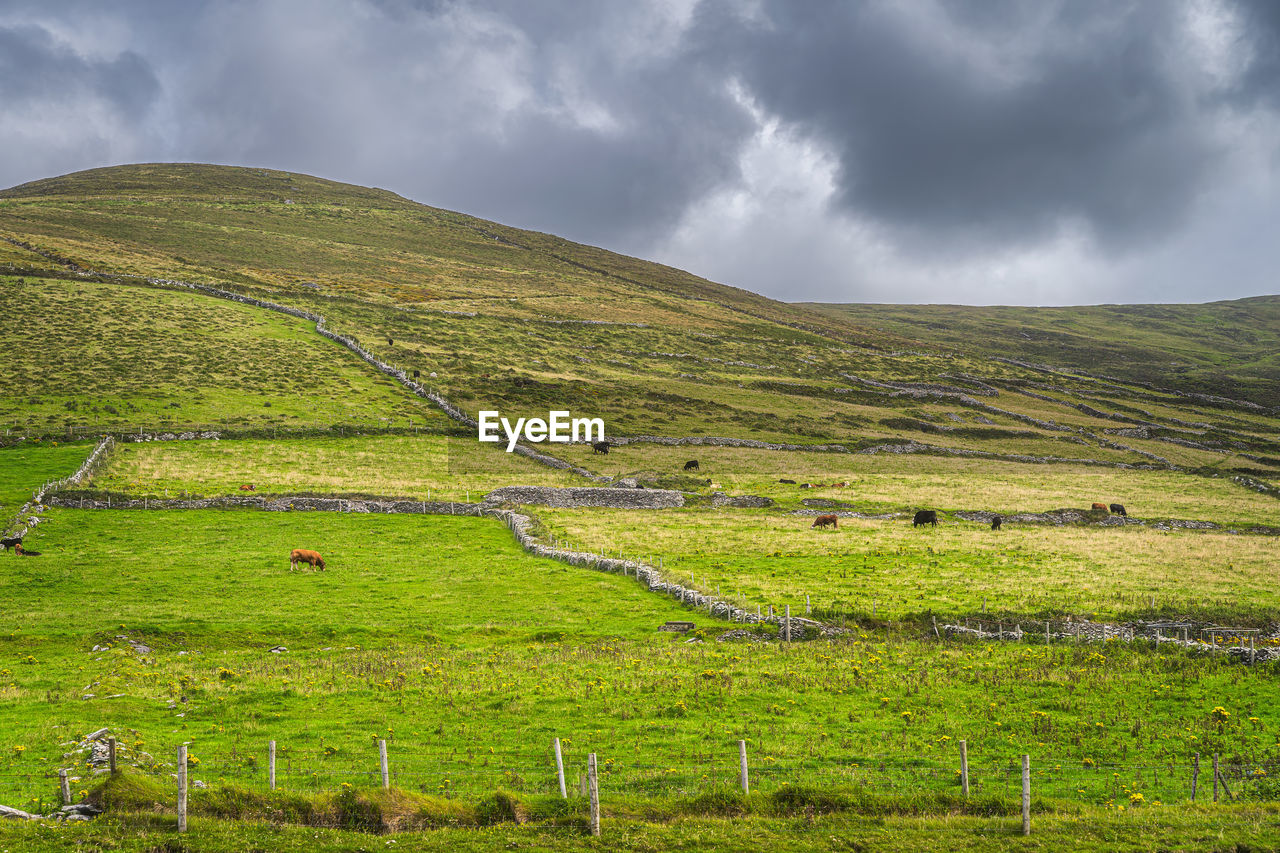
[1, 0, 1278, 306]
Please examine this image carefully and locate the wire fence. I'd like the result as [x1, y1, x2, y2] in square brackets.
[4, 740, 1277, 811]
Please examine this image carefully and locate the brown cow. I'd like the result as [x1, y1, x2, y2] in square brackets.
[290, 549, 326, 571]
[1091, 502, 1109, 512]
[14, 543, 40, 556]
[239, 484, 256, 491]
[811, 514, 839, 529]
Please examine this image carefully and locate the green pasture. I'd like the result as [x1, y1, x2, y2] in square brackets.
[90, 435, 587, 501]
[537, 507, 1280, 621]
[0, 440, 94, 520]
[0, 276, 447, 434]
[0, 509, 685, 642]
[1, 508, 1278, 814]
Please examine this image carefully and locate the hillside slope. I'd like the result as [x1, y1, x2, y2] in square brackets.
[810, 299, 1280, 408]
[2, 164, 1277, 484]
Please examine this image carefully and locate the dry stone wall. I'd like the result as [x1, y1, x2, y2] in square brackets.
[483, 486, 685, 509]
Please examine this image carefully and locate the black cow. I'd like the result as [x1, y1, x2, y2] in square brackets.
[778, 479, 796, 484]
[684, 460, 699, 471]
[1109, 503, 1127, 516]
[412, 369, 420, 378]
[1, 536, 22, 551]
[991, 515, 1003, 531]
[592, 441, 610, 455]
[913, 510, 938, 528]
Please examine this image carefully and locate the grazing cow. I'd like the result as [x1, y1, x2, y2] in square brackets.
[779, 479, 796, 484]
[799, 483, 812, 489]
[14, 543, 40, 556]
[592, 441, 610, 455]
[684, 460, 699, 471]
[290, 549, 326, 571]
[412, 370, 420, 378]
[833, 481, 848, 488]
[913, 510, 938, 528]
[1091, 502, 1109, 512]
[1110, 503, 1127, 516]
[238, 484, 256, 492]
[991, 515, 1003, 531]
[1, 536, 22, 551]
[812, 514, 839, 529]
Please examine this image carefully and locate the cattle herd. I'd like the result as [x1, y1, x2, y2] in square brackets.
[812, 503, 1127, 532]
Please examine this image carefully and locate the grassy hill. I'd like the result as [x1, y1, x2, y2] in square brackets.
[3, 165, 1278, 481]
[810, 298, 1280, 408]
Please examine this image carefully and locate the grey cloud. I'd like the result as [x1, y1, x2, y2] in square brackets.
[0, 23, 160, 119]
[168, 0, 751, 248]
[1, 0, 1279, 305]
[689, 1, 1230, 256]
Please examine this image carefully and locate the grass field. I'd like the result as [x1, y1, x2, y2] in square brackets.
[0, 439, 95, 520]
[90, 435, 588, 500]
[551, 444, 1280, 524]
[536, 507, 1280, 621]
[1, 510, 1277, 816]
[0, 276, 447, 434]
[4, 804, 1280, 852]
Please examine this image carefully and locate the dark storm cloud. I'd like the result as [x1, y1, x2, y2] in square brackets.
[0, 23, 159, 119]
[159, 0, 750, 248]
[1233, 0, 1280, 106]
[689, 0, 1224, 254]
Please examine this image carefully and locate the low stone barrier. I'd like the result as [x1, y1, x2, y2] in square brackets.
[483, 486, 685, 509]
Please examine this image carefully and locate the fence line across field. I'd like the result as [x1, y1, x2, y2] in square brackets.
[118, 741, 1273, 837]
[70, 738, 1275, 800]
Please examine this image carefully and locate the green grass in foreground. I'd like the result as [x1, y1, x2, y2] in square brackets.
[1, 509, 1278, 814]
[2, 790, 1280, 851]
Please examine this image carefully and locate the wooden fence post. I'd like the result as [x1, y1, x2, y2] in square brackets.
[177, 745, 188, 833]
[588, 753, 600, 837]
[959, 740, 969, 797]
[1021, 754, 1030, 836]
[1190, 752, 1199, 801]
[379, 740, 390, 789]
[1213, 753, 1220, 802]
[108, 737, 117, 774]
[269, 740, 277, 790]
[554, 738, 567, 799]
[739, 740, 749, 795]
[785, 605, 791, 643]
[58, 769, 70, 805]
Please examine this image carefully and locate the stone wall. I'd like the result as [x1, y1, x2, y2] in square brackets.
[483, 486, 685, 509]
